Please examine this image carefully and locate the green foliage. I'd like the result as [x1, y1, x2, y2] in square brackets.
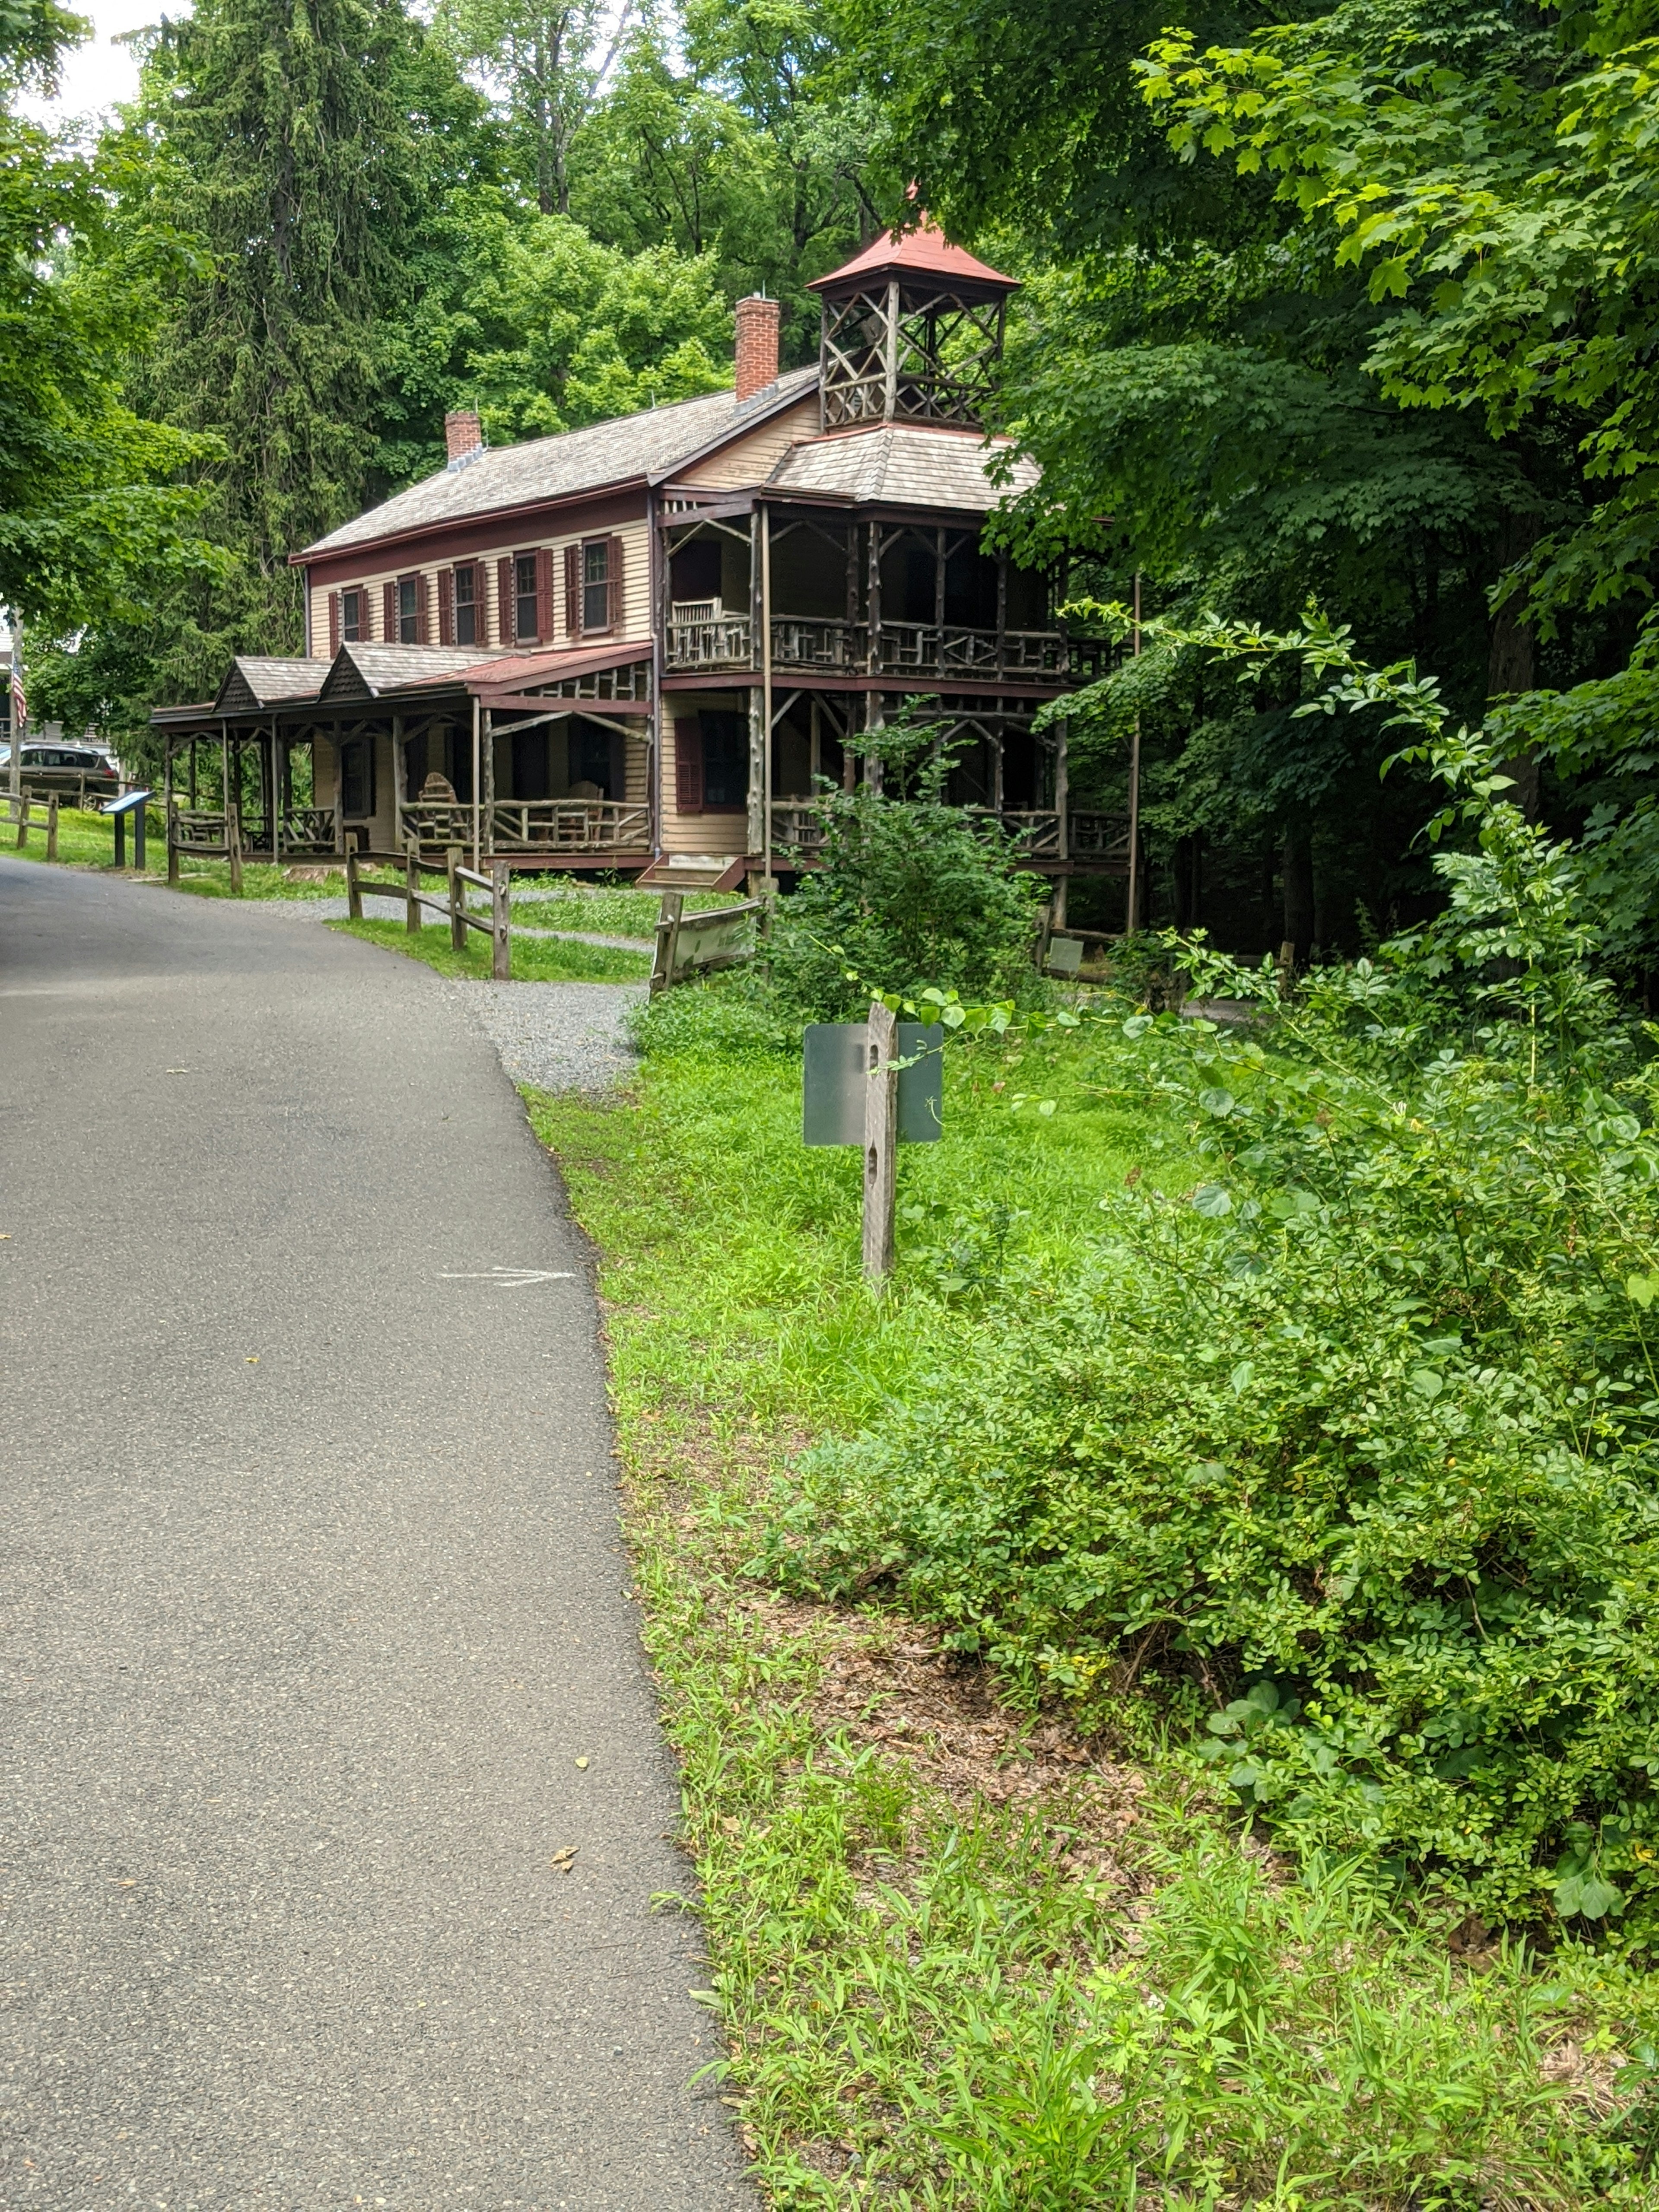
[378, 194, 733, 478]
[768, 730, 1048, 1017]
[0, 0, 219, 639]
[531, 984, 1659, 2203]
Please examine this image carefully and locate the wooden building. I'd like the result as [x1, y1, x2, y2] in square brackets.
[154, 223, 1123, 893]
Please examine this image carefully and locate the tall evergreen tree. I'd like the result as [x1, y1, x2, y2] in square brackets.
[117, 0, 485, 695]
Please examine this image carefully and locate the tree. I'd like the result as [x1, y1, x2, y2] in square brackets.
[839, 0, 1638, 954]
[0, 0, 216, 640]
[435, 0, 635, 216]
[376, 193, 734, 482]
[98, 0, 489, 705]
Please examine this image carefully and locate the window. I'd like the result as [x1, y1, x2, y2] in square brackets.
[454, 565, 477, 646]
[583, 540, 610, 633]
[515, 554, 539, 644]
[340, 737, 375, 818]
[700, 711, 747, 811]
[341, 588, 363, 642]
[398, 576, 420, 643]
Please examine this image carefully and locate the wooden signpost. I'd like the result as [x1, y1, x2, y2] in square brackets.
[802, 1001, 943, 1281]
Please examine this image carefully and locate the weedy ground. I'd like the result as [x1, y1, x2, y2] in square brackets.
[529, 989, 1659, 2208]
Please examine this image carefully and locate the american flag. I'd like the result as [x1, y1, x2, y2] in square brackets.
[7, 656, 23, 733]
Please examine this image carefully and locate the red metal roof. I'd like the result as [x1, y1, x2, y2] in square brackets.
[807, 218, 1019, 295]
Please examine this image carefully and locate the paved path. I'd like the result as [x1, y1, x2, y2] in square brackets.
[0, 860, 751, 2209]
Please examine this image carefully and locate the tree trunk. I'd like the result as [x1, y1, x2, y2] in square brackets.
[1283, 823, 1314, 968]
[1489, 509, 1542, 818]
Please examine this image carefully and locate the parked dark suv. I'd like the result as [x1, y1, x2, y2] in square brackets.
[0, 742, 120, 810]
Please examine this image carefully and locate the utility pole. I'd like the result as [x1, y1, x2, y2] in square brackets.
[6, 611, 21, 807]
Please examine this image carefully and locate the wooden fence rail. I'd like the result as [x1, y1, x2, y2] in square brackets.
[5, 792, 59, 861]
[346, 845, 512, 979]
[648, 891, 768, 996]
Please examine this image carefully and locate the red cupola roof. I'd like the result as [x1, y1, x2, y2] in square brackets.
[808, 217, 1019, 300]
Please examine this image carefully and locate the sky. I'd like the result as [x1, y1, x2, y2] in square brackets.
[17, 0, 173, 130]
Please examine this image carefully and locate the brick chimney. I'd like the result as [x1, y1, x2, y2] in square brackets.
[445, 409, 484, 468]
[734, 296, 781, 404]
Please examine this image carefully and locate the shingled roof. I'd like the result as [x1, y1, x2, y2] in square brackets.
[299, 368, 820, 559]
[766, 424, 1037, 512]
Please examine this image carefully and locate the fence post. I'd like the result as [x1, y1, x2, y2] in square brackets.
[346, 846, 363, 921]
[45, 793, 58, 862]
[167, 798, 180, 886]
[404, 839, 420, 934]
[228, 802, 243, 894]
[447, 845, 464, 952]
[491, 862, 511, 981]
[862, 997, 899, 1282]
[649, 890, 683, 998]
[15, 795, 28, 850]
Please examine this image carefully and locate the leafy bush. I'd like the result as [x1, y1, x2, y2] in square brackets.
[763, 715, 1659, 1934]
[769, 726, 1047, 1017]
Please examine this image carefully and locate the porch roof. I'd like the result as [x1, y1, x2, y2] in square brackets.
[763, 422, 1038, 512]
[153, 639, 657, 731]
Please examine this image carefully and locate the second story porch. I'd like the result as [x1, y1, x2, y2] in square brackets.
[660, 506, 1100, 689]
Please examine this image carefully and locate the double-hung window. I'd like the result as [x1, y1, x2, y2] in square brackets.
[341, 588, 363, 642]
[454, 565, 477, 646]
[582, 541, 610, 633]
[398, 576, 420, 644]
[515, 555, 539, 644]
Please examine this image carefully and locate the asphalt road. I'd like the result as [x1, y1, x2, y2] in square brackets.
[0, 860, 753, 2209]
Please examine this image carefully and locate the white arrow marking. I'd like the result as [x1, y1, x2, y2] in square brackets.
[438, 1266, 578, 1288]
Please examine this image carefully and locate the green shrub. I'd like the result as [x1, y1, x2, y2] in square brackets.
[769, 727, 1047, 1017]
[763, 959, 1659, 1934]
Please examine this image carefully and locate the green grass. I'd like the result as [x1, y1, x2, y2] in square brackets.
[2, 804, 161, 871]
[527, 979, 1659, 2206]
[172, 859, 353, 899]
[512, 878, 743, 937]
[331, 914, 651, 981]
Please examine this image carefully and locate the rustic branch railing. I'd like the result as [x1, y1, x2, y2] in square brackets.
[1068, 811, 1131, 861]
[665, 614, 753, 669]
[662, 611, 1096, 680]
[769, 804, 829, 857]
[769, 618, 863, 671]
[273, 805, 339, 857]
[486, 799, 652, 854]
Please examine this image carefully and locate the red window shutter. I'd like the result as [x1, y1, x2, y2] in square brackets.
[536, 547, 553, 644]
[438, 567, 454, 645]
[607, 536, 626, 632]
[414, 573, 429, 644]
[674, 717, 703, 814]
[327, 591, 340, 654]
[497, 556, 514, 645]
[564, 544, 581, 638]
[383, 580, 397, 641]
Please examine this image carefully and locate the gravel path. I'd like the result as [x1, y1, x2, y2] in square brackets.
[451, 979, 647, 1093]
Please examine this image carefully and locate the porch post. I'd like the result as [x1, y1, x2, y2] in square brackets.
[393, 712, 405, 851]
[865, 520, 883, 793]
[746, 685, 765, 862]
[934, 524, 946, 673]
[481, 701, 495, 859]
[471, 695, 482, 872]
[760, 501, 773, 877]
[883, 277, 900, 419]
[1053, 715, 1070, 931]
